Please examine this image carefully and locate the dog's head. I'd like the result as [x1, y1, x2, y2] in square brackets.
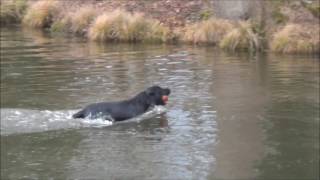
[145, 86, 170, 106]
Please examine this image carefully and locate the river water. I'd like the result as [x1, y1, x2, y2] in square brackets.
[1, 27, 319, 180]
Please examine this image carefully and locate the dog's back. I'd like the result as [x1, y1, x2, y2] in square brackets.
[73, 100, 147, 121]
[72, 86, 170, 121]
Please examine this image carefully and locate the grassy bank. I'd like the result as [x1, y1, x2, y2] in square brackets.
[1, 0, 319, 54]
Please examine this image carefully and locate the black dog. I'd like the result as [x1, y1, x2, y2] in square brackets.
[72, 86, 170, 121]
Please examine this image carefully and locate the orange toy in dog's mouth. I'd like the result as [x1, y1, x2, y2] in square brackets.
[162, 95, 169, 104]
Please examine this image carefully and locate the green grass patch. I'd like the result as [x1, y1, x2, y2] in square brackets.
[50, 16, 71, 34]
[199, 10, 213, 20]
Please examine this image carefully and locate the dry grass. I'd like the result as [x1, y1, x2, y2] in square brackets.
[88, 11, 124, 41]
[121, 12, 148, 41]
[50, 16, 71, 33]
[88, 10, 169, 43]
[0, 0, 27, 25]
[183, 18, 233, 45]
[271, 24, 319, 54]
[22, 0, 58, 28]
[51, 6, 96, 35]
[147, 20, 170, 42]
[220, 21, 261, 52]
[70, 6, 97, 35]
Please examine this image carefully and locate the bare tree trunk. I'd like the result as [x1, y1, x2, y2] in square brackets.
[210, 0, 251, 20]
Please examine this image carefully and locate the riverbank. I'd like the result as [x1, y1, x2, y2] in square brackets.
[1, 0, 319, 54]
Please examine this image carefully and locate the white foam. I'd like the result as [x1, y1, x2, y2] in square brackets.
[0, 106, 167, 135]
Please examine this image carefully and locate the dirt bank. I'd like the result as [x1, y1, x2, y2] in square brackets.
[1, 0, 319, 54]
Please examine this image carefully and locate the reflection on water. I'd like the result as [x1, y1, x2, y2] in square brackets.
[1, 130, 83, 180]
[1, 27, 319, 179]
[255, 55, 320, 180]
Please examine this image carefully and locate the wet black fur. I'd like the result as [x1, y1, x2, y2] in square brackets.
[72, 86, 170, 121]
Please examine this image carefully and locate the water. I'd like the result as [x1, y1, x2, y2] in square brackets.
[1, 27, 319, 180]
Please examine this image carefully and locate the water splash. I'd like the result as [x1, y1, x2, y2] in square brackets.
[0, 106, 167, 135]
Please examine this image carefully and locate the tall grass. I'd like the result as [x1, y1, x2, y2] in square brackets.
[271, 24, 319, 54]
[50, 6, 97, 35]
[0, 0, 27, 25]
[23, 0, 58, 28]
[220, 22, 261, 52]
[183, 18, 233, 45]
[88, 10, 169, 43]
[70, 6, 97, 35]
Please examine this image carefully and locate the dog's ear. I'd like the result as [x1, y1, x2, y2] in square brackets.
[145, 88, 155, 96]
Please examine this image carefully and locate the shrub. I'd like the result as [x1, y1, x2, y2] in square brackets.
[70, 6, 97, 35]
[0, 0, 27, 25]
[271, 24, 319, 54]
[88, 10, 169, 43]
[183, 18, 233, 45]
[50, 16, 71, 33]
[23, 0, 58, 28]
[220, 21, 261, 52]
[147, 20, 170, 42]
